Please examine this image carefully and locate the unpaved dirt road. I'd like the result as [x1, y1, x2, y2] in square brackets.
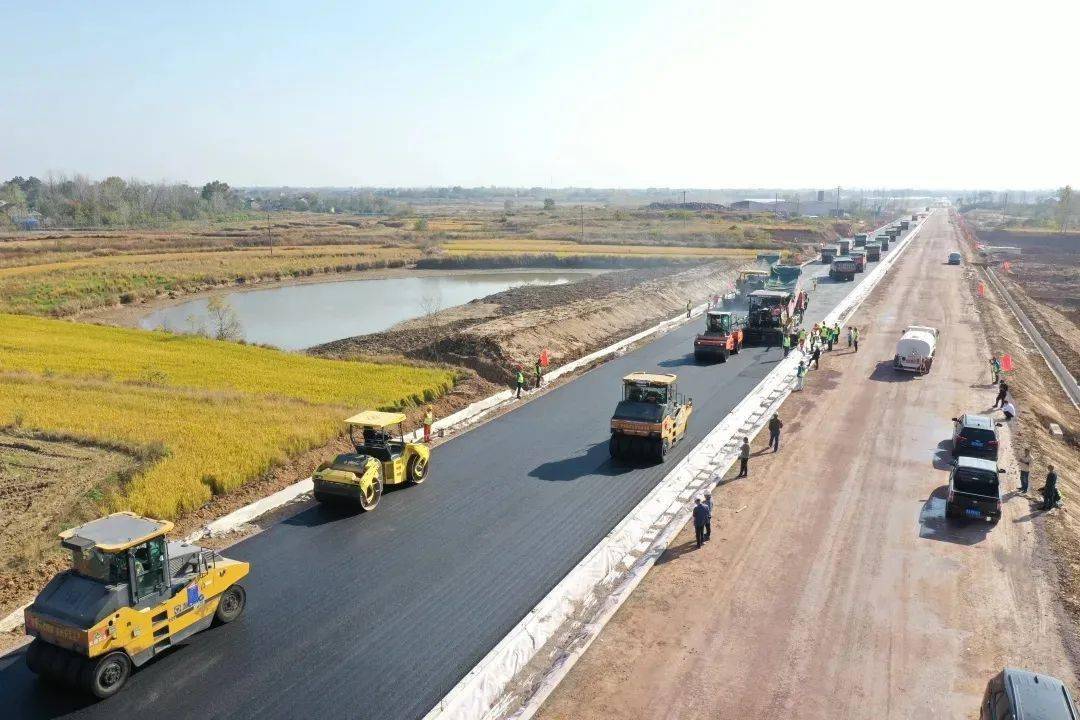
[536, 211, 1078, 719]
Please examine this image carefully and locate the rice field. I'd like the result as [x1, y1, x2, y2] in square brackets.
[0, 315, 456, 518]
[442, 238, 758, 258]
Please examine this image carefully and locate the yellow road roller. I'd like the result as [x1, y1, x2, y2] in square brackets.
[312, 410, 431, 511]
[609, 372, 693, 462]
[24, 512, 249, 698]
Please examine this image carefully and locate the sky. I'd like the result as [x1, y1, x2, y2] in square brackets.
[2, 0, 1077, 189]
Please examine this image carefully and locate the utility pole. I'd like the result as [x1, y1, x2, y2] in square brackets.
[1001, 193, 1008, 225]
[682, 190, 687, 206]
[266, 210, 273, 255]
[580, 205, 585, 243]
[835, 186, 841, 217]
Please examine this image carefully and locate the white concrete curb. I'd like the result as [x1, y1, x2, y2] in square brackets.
[422, 214, 928, 720]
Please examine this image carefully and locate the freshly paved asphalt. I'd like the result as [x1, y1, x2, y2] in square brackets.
[1, 227, 912, 719]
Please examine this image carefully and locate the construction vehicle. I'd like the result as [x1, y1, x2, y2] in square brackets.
[694, 309, 744, 362]
[900, 220, 910, 230]
[721, 269, 769, 307]
[743, 289, 796, 346]
[830, 256, 857, 281]
[837, 239, 851, 255]
[24, 513, 249, 698]
[764, 263, 802, 292]
[878, 235, 890, 251]
[865, 242, 881, 261]
[609, 372, 692, 462]
[820, 244, 839, 263]
[849, 249, 867, 272]
[853, 233, 868, 248]
[312, 410, 431, 510]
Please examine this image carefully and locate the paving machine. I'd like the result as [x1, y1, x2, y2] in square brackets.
[312, 410, 430, 510]
[24, 513, 249, 698]
[609, 372, 692, 462]
[743, 289, 796, 346]
[694, 309, 744, 362]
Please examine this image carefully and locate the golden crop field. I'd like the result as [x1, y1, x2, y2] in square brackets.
[0, 315, 456, 518]
[0, 245, 420, 316]
[443, 238, 758, 258]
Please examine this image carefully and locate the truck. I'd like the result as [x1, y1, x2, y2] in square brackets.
[820, 244, 839, 263]
[899, 220, 910, 231]
[853, 233, 867, 248]
[837, 239, 851, 255]
[849, 249, 867, 272]
[894, 324, 938, 373]
[693, 310, 744, 362]
[878, 235, 890, 251]
[764, 263, 802, 292]
[743, 289, 795, 346]
[721, 269, 770, 308]
[830, 256, 857, 281]
[865, 242, 881, 261]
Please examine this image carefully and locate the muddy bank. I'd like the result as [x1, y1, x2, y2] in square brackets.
[312, 261, 745, 384]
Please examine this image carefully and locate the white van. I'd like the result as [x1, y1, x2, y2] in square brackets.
[893, 325, 938, 374]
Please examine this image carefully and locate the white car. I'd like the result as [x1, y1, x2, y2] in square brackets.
[893, 325, 938, 373]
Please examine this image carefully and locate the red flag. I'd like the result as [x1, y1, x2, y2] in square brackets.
[539, 348, 550, 367]
[1002, 261, 1011, 271]
[978, 282, 986, 297]
[1001, 354, 1014, 372]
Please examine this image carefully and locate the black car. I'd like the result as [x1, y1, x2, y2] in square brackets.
[946, 456, 1004, 522]
[983, 668, 1079, 719]
[952, 413, 1001, 460]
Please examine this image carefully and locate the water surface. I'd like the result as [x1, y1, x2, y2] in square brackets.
[139, 270, 599, 350]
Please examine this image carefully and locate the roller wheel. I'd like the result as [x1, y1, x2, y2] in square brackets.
[609, 436, 619, 459]
[719, 348, 729, 363]
[85, 651, 131, 699]
[25, 639, 45, 675]
[731, 341, 740, 355]
[407, 454, 428, 484]
[214, 584, 246, 625]
[358, 464, 384, 512]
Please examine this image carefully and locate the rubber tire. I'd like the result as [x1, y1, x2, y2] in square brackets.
[214, 584, 246, 625]
[358, 464, 384, 512]
[85, 651, 131, 699]
[407, 454, 428, 485]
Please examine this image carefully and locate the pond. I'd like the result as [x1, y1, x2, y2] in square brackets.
[138, 270, 601, 350]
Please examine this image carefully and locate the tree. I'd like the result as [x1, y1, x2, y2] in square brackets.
[206, 296, 242, 341]
[1058, 186, 1073, 232]
[543, 198, 555, 210]
[503, 199, 514, 213]
[414, 217, 429, 231]
[201, 180, 231, 202]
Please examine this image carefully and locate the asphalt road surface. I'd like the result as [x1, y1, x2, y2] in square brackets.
[1, 225, 914, 720]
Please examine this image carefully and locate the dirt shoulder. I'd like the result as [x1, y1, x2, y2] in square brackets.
[536, 210, 1077, 719]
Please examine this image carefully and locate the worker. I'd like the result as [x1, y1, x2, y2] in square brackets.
[1001, 399, 1016, 421]
[851, 326, 860, 352]
[692, 498, 709, 548]
[1041, 465, 1060, 511]
[535, 359, 543, 389]
[994, 380, 1009, 408]
[989, 357, 1001, 383]
[798, 328, 807, 352]
[810, 344, 821, 369]
[703, 492, 713, 541]
[1018, 447, 1032, 493]
[825, 325, 834, 351]
[768, 413, 783, 452]
[515, 367, 525, 398]
[847, 326, 854, 348]
[833, 323, 841, 347]
[782, 332, 791, 357]
[812, 277, 819, 292]
[686, 299, 692, 318]
[795, 360, 807, 390]
[736, 437, 750, 478]
[423, 406, 434, 444]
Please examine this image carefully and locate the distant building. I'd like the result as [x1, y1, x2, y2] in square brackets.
[730, 199, 840, 217]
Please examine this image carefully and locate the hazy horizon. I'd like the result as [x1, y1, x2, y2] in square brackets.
[4, 0, 1078, 189]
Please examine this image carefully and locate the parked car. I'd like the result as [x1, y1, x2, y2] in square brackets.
[948, 252, 962, 265]
[983, 668, 1079, 719]
[951, 413, 1002, 460]
[945, 455, 1004, 522]
[894, 325, 938, 373]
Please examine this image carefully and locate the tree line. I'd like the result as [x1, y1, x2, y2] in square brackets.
[0, 175, 246, 229]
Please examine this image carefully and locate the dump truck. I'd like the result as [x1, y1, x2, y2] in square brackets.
[820, 244, 839, 263]
[830, 256, 857, 281]
[849, 250, 867, 272]
[24, 513, 249, 698]
[312, 410, 430, 510]
[721, 269, 769, 307]
[743, 289, 795, 346]
[878, 235, 890, 251]
[694, 309, 744, 362]
[865, 242, 881, 261]
[609, 372, 692, 462]
[764, 263, 802, 292]
[899, 220, 910, 231]
[837, 239, 851, 255]
[853, 233, 867, 248]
